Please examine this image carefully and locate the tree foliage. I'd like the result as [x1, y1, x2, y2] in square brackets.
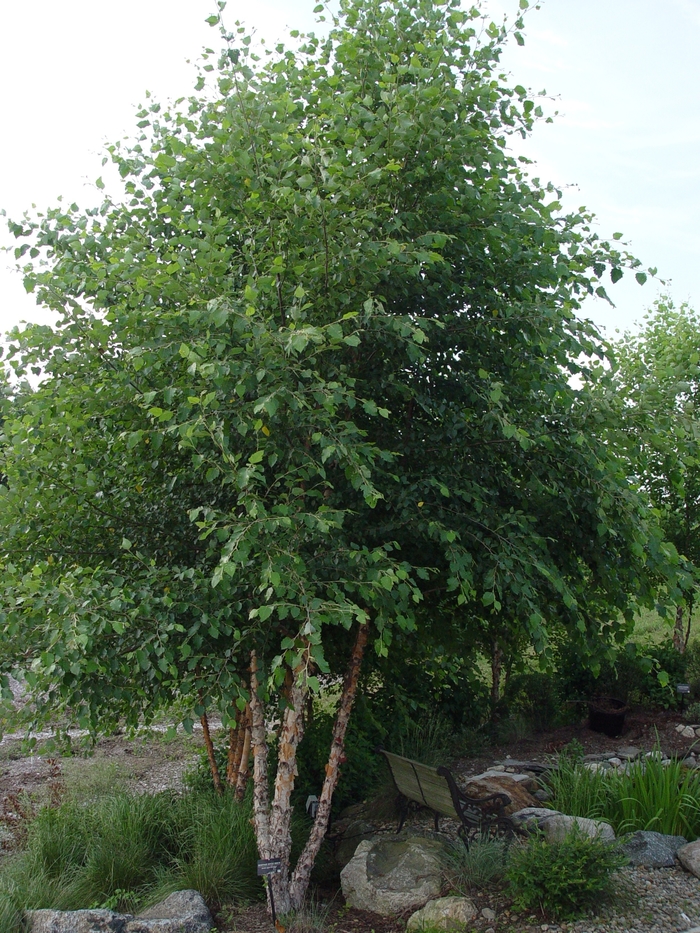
[0, 0, 681, 909]
[611, 298, 700, 648]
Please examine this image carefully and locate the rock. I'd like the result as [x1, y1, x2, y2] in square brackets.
[334, 819, 377, 869]
[462, 773, 540, 816]
[498, 760, 550, 775]
[130, 891, 212, 933]
[27, 892, 212, 933]
[615, 746, 641, 761]
[406, 897, 477, 931]
[620, 831, 688, 867]
[27, 911, 128, 933]
[340, 834, 448, 915]
[481, 907, 497, 921]
[540, 814, 615, 843]
[469, 769, 539, 789]
[607, 757, 622, 768]
[584, 761, 610, 773]
[511, 808, 615, 842]
[677, 839, 700, 878]
[681, 726, 696, 739]
[533, 789, 551, 802]
[511, 807, 559, 831]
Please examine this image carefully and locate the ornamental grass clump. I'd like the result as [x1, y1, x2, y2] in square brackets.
[0, 789, 262, 933]
[611, 753, 700, 839]
[506, 830, 627, 920]
[546, 750, 616, 822]
[444, 835, 511, 894]
[547, 744, 700, 840]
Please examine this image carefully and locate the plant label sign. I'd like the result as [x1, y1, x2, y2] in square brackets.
[677, 684, 691, 694]
[257, 858, 282, 876]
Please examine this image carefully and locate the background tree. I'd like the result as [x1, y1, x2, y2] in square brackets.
[0, 0, 679, 912]
[611, 298, 700, 651]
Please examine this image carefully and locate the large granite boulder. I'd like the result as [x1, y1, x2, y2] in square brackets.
[27, 911, 128, 933]
[677, 839, 700, 878]
[462, 772, 539, 816]
[620, 831, 687, 867]
[340, 834, 448, 915]
[406, 896, 477, 932]
[334, 819, 377, 870]
[27, 891, 212, 933]
[511, 807, 615, 842]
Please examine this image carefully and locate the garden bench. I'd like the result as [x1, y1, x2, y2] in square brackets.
[377, 747, 517, 847]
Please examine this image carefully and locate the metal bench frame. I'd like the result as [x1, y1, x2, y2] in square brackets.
[377, 746, 516, 847]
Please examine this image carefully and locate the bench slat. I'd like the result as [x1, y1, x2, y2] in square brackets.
[379, 750, 458, 818]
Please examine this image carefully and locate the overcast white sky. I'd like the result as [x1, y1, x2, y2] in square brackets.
[1, 0, 698, 340]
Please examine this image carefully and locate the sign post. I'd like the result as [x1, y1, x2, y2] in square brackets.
[677, 683, 691, 713]
[257, 858, 283, 930]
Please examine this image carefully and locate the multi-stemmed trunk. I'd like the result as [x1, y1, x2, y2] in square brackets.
[249, 623, 369, 914]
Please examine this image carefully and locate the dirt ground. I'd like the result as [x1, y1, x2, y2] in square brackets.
[1, 707, 699, 933]
[1, 707, 695, 801]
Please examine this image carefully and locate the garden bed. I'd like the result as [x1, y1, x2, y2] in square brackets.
[1, 709, 699, 933]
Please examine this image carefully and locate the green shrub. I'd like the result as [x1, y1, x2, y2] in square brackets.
[183, 738, 230, 794]
[294, 694, 386, 814]
[555, 638, 691, 711]
[506, 830, 627, 920]
[501, 670, 575, 732]
[685, 642, 700, 700]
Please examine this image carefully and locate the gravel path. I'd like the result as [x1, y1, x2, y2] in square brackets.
[480, 865, 700, 933]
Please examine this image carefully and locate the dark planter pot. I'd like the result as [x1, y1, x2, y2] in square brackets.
[588, 697, 628, 738]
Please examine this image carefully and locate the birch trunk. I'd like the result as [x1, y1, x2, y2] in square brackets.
[288, 623, 369, 910]
[250, 624, 369, 916]
[673, 604, 686, 653]
[200, 710, 223, 795]
[226, 706, 242, 786]
[267, 667, 308, 914]
[490, 639, 503, 712]
[234, 718, 252, 801]
[249, 651, 271, 848]
[250, 651, 294, 914]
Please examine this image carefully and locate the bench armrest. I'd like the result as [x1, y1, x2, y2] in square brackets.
[436, 766, 512, 817]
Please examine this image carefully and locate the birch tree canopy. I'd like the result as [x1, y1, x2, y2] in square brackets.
[0, 0, 683, 911]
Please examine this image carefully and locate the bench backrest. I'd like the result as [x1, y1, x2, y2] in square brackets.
[379, 749, 459, 820]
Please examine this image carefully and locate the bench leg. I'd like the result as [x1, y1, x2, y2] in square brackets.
[396, 795, 408, 833]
